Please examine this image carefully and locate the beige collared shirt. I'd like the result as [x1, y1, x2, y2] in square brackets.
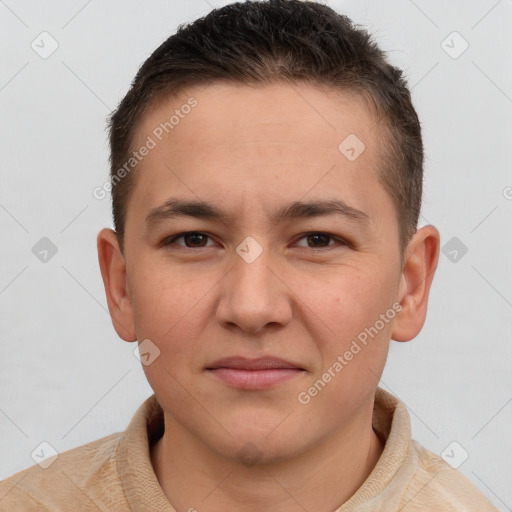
[0, 388, 498, 511]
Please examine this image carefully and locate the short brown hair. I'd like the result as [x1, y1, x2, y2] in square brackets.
[107, 0, 423, 260]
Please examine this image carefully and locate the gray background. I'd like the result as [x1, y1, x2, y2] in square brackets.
[1, 0, 511, 510]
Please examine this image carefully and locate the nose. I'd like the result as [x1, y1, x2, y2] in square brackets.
[215, 247, 293, 335]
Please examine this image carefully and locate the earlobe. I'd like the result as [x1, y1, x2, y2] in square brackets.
[391, 225, 440, 342]
[97, 228, 137, 342]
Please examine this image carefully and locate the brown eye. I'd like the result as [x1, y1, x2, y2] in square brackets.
[182, 233, 209, 247]
[294, 232, 346, 249]
[163, 232, 214, 248]
[306, 233, 332, 248]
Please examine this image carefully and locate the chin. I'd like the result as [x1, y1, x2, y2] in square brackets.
[210, 424, 310, 466]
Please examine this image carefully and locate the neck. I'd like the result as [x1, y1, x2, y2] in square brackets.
[151, 403, 384, 512]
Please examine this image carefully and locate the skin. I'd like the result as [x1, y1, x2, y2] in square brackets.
[97, 82, 440, 512]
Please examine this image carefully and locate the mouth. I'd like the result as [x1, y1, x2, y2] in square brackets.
[206, 356, 306, 390]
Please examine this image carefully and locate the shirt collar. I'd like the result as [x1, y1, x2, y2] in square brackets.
[336, 387, 415, 510]
[117, 387, 414, 511]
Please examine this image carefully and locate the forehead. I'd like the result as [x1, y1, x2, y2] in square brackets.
[137, 82, 379, 156]
[128, 82, 392, 228]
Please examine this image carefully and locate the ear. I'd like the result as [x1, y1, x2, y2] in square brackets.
[97, 228, 137, 342]
[392, 225, 440, 342]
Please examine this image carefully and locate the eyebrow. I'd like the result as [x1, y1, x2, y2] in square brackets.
[145, 197, 370, 230]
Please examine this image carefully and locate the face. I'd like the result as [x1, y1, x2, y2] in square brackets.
[112, 82, 409, 462]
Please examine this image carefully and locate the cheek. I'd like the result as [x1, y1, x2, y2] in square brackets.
[128, 261, 216, 364]
[298, 266, 397, 387]
[132, 281, 204, 394]
[293, 276, 394, 424]
[303, 266, 396, 337]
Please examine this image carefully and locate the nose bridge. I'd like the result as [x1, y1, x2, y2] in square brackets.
[231, 239, 276, 306]
[216, 238, 292, 333]
[235, 243, 273, 291]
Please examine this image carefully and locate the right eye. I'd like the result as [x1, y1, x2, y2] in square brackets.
[161, 231, 216, 249]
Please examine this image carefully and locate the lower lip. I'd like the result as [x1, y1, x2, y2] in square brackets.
[207, 368, 304, 390]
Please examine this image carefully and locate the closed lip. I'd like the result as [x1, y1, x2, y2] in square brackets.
[206, 356, 305, 371]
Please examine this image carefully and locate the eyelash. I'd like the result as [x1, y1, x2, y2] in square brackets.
[161, 231, 350, 251]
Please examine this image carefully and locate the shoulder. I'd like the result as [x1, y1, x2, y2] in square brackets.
[0, 432, 123, 512]
[400, 439, 499, 511]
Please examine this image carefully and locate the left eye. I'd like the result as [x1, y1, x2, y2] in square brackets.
[294, 232, 344, 249]
[162, 231, 346, 250]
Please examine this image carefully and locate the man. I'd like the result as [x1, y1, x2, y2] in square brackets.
[0, 0, 498, 510]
